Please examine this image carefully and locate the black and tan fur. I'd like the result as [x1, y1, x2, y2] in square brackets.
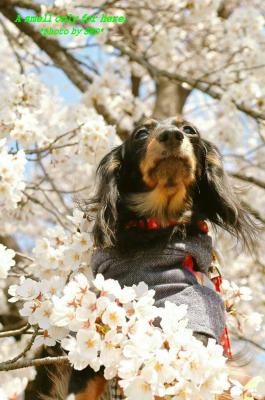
[42, 117, 258, 400]
[91, 116, 256, 250]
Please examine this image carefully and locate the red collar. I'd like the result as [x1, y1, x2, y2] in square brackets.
[125, 217, 208, 233]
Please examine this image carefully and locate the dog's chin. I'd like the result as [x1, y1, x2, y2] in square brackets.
[125, 155, 196, 222]
[126, 161, 194, 223]
[126, 188, 193, 225]
[148, 155, 195, 190]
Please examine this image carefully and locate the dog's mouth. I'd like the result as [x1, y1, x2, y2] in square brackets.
[153, 154, 184, 167]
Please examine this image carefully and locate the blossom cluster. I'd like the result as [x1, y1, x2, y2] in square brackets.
[8, 275, 68, 347]
[4, 211, 264, 398]
[83, 59, 151, 133]
[0, 73, 69, 148]
[78, 113, 118, 165]
[30, 225, 92, 280]
[0, 244, 16, 279]
[9, 272, 230, 400]
[221, 279, 263, 334]
[7, 231, 92, 348]
[60, 274, 231, 400]
[0, 336, 36, 400]
[0, 139, 26, 210]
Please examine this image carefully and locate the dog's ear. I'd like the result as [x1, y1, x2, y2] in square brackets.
[198, 140, 257, 250]
[91, 145, 123, 247]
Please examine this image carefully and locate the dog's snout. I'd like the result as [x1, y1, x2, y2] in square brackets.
[158, 129, 184, 144]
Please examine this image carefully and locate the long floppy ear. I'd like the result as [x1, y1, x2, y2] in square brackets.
[89, 145, 123, 247]
[198, 140, 257, 250]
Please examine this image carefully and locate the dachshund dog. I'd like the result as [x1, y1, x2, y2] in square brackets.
[90, 116, 255, 249]
[44, 116, 257, 400]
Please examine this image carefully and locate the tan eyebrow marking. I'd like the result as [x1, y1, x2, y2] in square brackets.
[167, 116, 185, 128]
[142, 119, 157, 128]
[174, 116, 185, 125]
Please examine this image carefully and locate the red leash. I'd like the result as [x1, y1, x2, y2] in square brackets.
[182, 221, 232, 359]
[183, 253, 232, 358]
[210, 256, 233, 359]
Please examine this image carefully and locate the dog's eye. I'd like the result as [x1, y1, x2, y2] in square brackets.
[183, 125, 197, 135]
[135, 128, 149, 140]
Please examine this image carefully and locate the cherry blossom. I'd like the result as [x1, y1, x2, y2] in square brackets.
[0, 139, 26, 210]
[0, 244, 15, 279]
[0, 0, 264, 397]
[0, 336, 36, 399]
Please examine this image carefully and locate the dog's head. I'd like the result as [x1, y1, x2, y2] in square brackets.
[89, 116, 256, 248]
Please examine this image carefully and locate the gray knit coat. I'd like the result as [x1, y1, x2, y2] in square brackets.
[91, 233, 225, 342]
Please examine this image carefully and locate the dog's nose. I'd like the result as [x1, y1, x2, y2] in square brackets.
[158, 129, 184, 144]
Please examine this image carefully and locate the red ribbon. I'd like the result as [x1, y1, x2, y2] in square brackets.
[211, 275, 232, 359]
[183, 254, 232, 359]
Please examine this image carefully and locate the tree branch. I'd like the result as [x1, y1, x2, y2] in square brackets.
[15, 252, 34, 262]
[0, 1, 92, 91]
[2, 0, 265, 136]
[0, 326, 39, 365]
[109, 40, 265, 122]
[93, 102, 129, 140]
[37, 156, 71, 214]
[0, 356, 69, 371]
[131, 74, 141, 97]
[0, 323, 29, 338]
[231, 173, 265, 190]
[0, 2, 131, 139]
[153, 77, 190, 118]
[234, 333, 265, 352]
[2, 0, 41, 12]
[23, 192, 69, 229]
